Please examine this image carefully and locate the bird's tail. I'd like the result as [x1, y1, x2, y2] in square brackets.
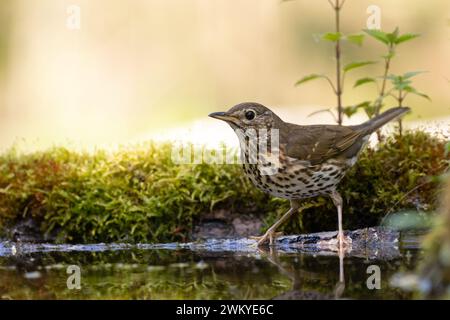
[351, 106, 411, 135]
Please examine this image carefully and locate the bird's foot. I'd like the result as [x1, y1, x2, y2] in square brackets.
[250, 230, 283, 246]
[320, 232, 353, 252]
[338, 235, 353, 254]
[340, 234, 352, 247]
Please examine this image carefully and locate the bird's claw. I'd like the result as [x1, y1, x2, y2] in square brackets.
[327, 232, 352, 252]
[338, 232, 352, 249]
[318, 232, 352, 252]
[250, 231, 283, 246]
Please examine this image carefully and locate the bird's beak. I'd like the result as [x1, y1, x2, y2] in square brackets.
[208, 112, 236, 122]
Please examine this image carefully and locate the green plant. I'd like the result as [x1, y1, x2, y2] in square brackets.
[0, 144, 269, 243]
[294, 0, 374, 125]
[361, 28, 421, 116]
[352, 28, 429, 138]
[385, 72, 431, 135]
[290, 2, 430, 136]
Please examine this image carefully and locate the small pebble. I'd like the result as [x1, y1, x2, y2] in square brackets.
[24, 271, 42, 280]
[195, 261, 209, 270]
[147, 265, 165, 272]
[169, 262, 189, 268]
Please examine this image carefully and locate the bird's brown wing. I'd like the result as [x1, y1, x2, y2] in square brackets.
[283, 124, 364, 165]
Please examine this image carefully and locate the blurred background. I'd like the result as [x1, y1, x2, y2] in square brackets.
[0, 0, 449, 151]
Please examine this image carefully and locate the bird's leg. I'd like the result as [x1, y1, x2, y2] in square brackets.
[251, 200, 301, 246]
[330, 191, 352, 249]
[334, 247, 346, 299]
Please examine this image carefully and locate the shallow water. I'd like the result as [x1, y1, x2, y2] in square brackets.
[0, 232, 423, 300]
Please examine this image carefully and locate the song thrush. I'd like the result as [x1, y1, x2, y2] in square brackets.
[209, 103, 410, 248]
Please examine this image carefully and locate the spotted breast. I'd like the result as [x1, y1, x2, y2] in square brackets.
[242, 148, 351, 200]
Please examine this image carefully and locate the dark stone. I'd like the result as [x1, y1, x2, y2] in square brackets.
[192, 221, 235, 239]
[186, 227, 401, 260]
[7, 218, 57, 243]
[191, 213, 264, 240]
[0, 227, 403, 261]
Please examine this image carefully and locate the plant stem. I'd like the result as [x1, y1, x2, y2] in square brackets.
[398, 90, 404, 107]
[375, 44, 395, 117]
[398, 119, 403, 137]
[334, 0, 343, 125]
[398, 89, 404, 136]
[374, 44, 394, 141]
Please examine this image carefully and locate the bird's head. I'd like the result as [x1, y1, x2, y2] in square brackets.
[209, 102, 282, 131]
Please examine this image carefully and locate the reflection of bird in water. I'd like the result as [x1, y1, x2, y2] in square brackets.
[259, 247, 346, 300]
[419, 177, 450, 298]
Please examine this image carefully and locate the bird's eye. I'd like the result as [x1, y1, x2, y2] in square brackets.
[245, 110, 256, 121]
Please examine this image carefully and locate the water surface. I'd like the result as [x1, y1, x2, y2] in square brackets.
[0, 232, 422, 300]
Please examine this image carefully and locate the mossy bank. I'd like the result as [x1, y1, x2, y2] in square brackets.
[0, 131, 448, 243]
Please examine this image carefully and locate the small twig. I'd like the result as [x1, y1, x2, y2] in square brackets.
[388, 93, 397, 100]
[307, 109, 339, 123]
[384, 155, 450, 217]
[324, 75, 338, 94]
[334, 0, 343, 125]
[383, 181, 430, 219]
[375, 44, 394, 117]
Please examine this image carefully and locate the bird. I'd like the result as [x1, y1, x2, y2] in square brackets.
[209, 102, 410, 248]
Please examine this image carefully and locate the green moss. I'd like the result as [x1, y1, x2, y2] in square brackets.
[0, 143, 267, 243]
[0, 130, 448, 243]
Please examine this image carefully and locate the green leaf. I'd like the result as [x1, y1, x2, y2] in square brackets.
[389, 75, 412, 90]
[386, 74, 400, 81]
[343, 101, 371, 118]
[403, 71, 426, 79]
[295, 74, 328, 86]
[346, 34, 365, 46]
[363, 103, 377, 118]
[321, 32, 342, 42]
[363, 29, 390, 45]
[343, 106, 358, 118]
[404, 86, 431, 101]
[386, 27, 400, 44]
[343, 61, 377, 73]
[354, 77, 376, 88]
[395, 33, 420, 44]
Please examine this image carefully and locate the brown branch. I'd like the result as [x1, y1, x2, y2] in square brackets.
[335, 0, 343, 125]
